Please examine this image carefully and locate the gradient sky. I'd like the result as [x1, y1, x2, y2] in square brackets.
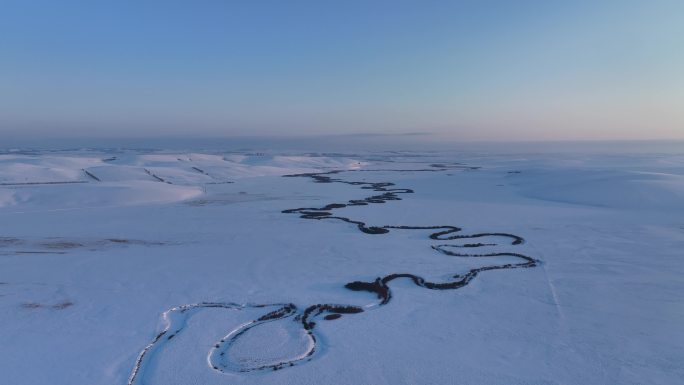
[1, 0, 683, 141]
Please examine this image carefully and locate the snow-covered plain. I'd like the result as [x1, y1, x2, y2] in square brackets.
[0, 148, 682, 384]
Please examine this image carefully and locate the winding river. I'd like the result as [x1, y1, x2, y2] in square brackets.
[128, 165, 538, 384]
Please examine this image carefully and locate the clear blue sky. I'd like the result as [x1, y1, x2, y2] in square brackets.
[1, 0, 682, 141]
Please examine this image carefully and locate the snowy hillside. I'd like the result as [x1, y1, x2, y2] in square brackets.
[0, 149, 682, 385]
